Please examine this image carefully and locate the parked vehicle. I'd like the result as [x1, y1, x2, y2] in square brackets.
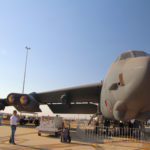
[37, 116, 63, 137]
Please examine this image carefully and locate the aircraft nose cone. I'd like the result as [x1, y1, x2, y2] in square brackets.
[113, 56, 150, 121]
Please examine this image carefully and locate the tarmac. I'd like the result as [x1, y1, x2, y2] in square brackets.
[0, 126, 150, 150]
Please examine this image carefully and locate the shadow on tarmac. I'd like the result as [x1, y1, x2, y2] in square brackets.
[16, 144, 50, 150]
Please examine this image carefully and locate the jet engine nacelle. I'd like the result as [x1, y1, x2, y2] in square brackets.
[7, 93, 41, 112]
[60, 94, 68, 104]
[60, 93, 70, 106]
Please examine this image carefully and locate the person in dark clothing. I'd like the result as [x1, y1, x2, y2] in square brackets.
[119, 121, 124, 135]
[104, 120, 110, 135]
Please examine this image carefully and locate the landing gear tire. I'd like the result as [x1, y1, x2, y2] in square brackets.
[38, 132, 41, 136]
[55, 132, 58, 137]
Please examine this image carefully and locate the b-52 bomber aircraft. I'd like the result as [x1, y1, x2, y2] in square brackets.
[0, 50, 150, 122]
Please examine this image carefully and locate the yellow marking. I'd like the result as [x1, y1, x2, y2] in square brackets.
[4, 141, 9, 144]
[0, 131, 37, 139]
[92, 143, 97, 146]
[0, 137, 26, 144]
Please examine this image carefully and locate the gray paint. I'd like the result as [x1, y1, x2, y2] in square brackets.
[1, 50, 150, 121]
[101, 50, 150, 121]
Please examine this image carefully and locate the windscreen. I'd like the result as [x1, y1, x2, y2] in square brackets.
[133, 51, 150, 57]
[120, 52, 132, 60]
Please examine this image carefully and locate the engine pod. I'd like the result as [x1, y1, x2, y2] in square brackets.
[7, 93, 21, 105]
[19, 94, 41, 112]
[20, 95, 28, 105]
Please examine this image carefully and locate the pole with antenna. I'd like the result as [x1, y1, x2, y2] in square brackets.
[22, 46, 31, 94]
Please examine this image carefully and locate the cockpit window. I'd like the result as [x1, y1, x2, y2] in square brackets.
[120, 52, 132, 60]
[133, 51, 150, 57]
[114, 51, 150, 63]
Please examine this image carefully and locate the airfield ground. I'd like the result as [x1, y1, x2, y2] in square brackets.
[0, 126, 150, 150]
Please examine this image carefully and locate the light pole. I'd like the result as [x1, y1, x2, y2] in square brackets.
[22, 46, 31, 94]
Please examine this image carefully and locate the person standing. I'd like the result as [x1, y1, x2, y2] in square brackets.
[9, 110, 18, 144]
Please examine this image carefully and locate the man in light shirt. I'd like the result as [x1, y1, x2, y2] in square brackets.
[9, 110, 18, 144]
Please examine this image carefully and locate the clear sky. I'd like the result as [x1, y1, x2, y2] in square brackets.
[0, 0, 150, 116]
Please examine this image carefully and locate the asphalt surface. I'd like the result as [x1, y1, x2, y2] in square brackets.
[0, 126, 150, 150]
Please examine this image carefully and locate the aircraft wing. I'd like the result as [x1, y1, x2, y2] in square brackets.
[37, 83, 101, 104]
[0, 83, 102, 114]
[36, 83, 102, 114]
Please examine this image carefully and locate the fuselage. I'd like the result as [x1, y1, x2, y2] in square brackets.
[100, 50, 150, 121]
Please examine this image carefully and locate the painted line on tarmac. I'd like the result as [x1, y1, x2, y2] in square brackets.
[0, 132, 37, 139]
[140, 142, 150, 150]
[0, 138, 26, 144]
[34, 142, 100, 150]
[101, 139, 150, 150]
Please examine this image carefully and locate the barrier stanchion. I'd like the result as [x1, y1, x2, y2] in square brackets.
[75, 124, 150, 145]
[126, 127, 128, 141]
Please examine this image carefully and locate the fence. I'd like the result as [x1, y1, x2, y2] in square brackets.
[75, 124, 148, 143]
